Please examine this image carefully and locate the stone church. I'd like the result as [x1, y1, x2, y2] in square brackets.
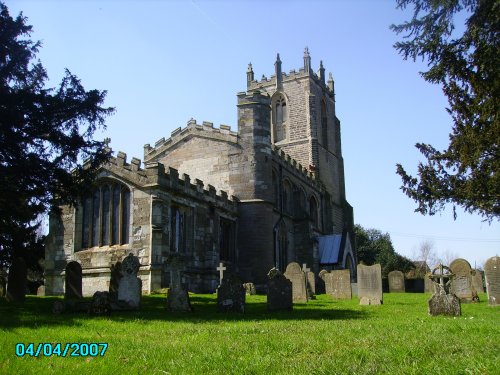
[44, 49, 356, 295]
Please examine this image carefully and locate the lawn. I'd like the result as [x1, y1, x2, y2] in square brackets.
[1, 293, 498, 374]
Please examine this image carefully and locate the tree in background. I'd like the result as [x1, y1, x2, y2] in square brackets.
[391, 0, 499, 221]
[354, 224, 414, 277]
[410, 240, 439, 277]
[0, 3, 114, 270]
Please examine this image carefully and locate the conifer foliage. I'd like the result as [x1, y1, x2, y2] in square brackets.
[391, 0, 499, 221]
[0, 3, 114, 266]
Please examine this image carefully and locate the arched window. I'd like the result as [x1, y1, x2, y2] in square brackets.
[321, 100, 328, 148]
[294, 187, 307, 218]
[309, 195, 319, 228]
[282, 179, 292, 215]
[272, 93, 288, 143]
[81, 182, 130, 248]
[272, 170, 279, 207]
[274, 222, 288, 271]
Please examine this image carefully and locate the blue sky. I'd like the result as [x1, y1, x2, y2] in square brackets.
[7, 0, 499, 268]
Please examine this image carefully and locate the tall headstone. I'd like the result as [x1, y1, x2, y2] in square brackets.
[302, 264, 316, 297]
[484, 256, 500, 306]
[330, 269, 352, 299]
[64, 261, 82, 299]
[267, 268, 292, 311]
[471, 269, 484, 293]
[37, 285, 45, 296]
[284, 262, 308, 303]
[166, 253, 192, 312]
[243, 283, 257, 295]
[117, 253, 142, 308]
[0, 275, 6, 298]
[424, 276, 433, 293]
[217, 274, 245, 312]
[6, 258, 27, 303]
[109, 262, 122, 300]
[357, 264, 383, 305]
[427, 264, 461, 316]
[317, 269, 327, 294]
[449, 258, 477, 302]
[388, 270, 405, 293]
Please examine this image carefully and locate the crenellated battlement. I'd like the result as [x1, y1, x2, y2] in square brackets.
[143, 118, 238, 163]
[270, 145, 321, 188]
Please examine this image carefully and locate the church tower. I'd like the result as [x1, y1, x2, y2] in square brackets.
[246, 49, 351, 234]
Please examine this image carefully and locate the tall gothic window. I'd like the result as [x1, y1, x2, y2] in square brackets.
[171, 206, 185, 252]
[219, 218, 235, 262]
[81, 182, 130, 248]
[309, 195, 319, 228]
[272, 93, 287, 142]
[274, 222, 287, 271]
[321, 100, 328, 148]
[282, 179, 292, 215]
[272, 170, 279, 207]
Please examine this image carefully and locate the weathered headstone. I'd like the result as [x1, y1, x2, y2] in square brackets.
[109, 262, 122, 300]
[89, 291, 111, 315]
[217, 274, 245, 312]
[471, 269, 484, 293]
[166, 253, 192, 312]
[243, 282, 257, 295]
[427, 264, 461, 316]
[388, 270, 405, 293]
[284, 262, 308, 303]
[450, 258, 477, 303]
[64, 261, 82, 299]
[6, 258, 27, 303]
[357, 264, 383, 305]
[484, 256, 500, 306]
[330, 269, 352, 299]
[117, 253, 142, 308]
[37, 285, 45, 296]
[267, 268, 292, 311]
[302, 264, 316, 297]
[317, 269, 327, 294]
[0, 276, 6, 298]
[424, 276, 433, 293]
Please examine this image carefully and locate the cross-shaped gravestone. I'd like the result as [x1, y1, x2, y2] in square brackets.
[429, 264, 454, 295]
[217, 262, 226, 283]
[302, 264, 310, 273]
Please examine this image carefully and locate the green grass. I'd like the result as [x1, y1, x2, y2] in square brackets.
[1, 293, 498, 374]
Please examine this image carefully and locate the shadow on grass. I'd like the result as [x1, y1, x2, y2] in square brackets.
[0, 295, 369, 329]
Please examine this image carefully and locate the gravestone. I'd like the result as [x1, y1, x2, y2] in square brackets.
[449, 258, 477, 303]
[109, 262, 122, 300]
[284, 262, 308, 303]
[89, 291, 111, 315]
[484, 256, 500, 306]
[0, 276, 6, 298]
[267, 268, 292, 311]
[357, 264, 383, 305]
[427, 264, 461, 316]
[243, 283, 257, 295]
[217, 274, 245, 313]
[330, 269, 352, 299]
[166, 253, 192, 312]
[388, 270, 405, 293]
[117, 253, 142, 308]
[317, 269, 327, 294]
[64, 261, 82, 299]
[471, 269, 484, 293]
[302, 264, 316, 297]
[6, 258, 27, 303]
[424, 276, 433, 293]
[37, 285, 45, 296]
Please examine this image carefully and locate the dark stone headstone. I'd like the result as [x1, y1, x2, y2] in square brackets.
[117, 253, 141, 308]
[6, 258, 27, 303]
[64, 261, 82, 299]
[166, 253, 191, 312]
[471, 269, 484, 293]
[330, 269, 352, 299]
[284, 262, 307, 303]
[450, 258, 477, 302]
[89, 291, 111, 315]
[484, 256, 500, 306]
[267, 268, 292, 312]
[217, 274, 245, 313]
[316, 270, 327, 294]
[306, 271, 316, 295]
[388, 270, 405, 293]
[357, 264, 383, 305]
[0, 276, 6, 298]
[109, 262, 122, 300]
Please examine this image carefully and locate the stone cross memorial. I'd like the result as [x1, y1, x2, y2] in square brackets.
[427, 264, 461, 316]
[284, 262, 308, 303]
[217, 274, 245, 313]
[64, 261, 83, 299]
[449, 258, 477, 303]
[166, 254, 192, 312]
[267, 268, 292, 311]
[357, 264, 383, 305]
[484, 256, 499, 306]
[388, 270, 405, 293]
[117, 253, 142, 308]
[217, 262, 226, 284]
[330, 269, 352, 299]
[6, 258, 27, 303]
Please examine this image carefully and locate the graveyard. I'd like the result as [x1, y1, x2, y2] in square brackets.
[1, 290, 498, 374]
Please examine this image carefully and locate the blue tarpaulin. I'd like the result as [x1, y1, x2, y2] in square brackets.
[318, 234, 342, 264]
